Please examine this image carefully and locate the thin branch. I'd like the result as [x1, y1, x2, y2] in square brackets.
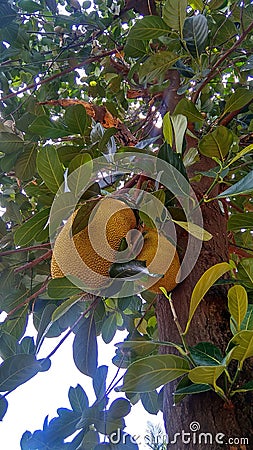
[0, 47, 123, 102]
[45, 295, 100, 360]
[6, 280, 49, 318]
[14, 249, 52, 273]
[191, 21, 253, 104]
[0, 243, 51, 256]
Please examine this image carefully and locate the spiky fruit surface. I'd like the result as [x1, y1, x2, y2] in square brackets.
[51, 198, 137, 288]
[136, 229, 180, 293]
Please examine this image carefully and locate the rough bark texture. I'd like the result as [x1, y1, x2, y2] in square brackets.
[155, 147, 253, 448]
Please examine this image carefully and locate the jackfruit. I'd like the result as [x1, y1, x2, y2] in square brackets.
[136, 229, 180, 293]
[51, 197, 137, 289]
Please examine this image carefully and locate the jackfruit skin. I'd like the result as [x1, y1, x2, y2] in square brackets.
[51, 198, 137, 289]
[136, 229, 180, 293]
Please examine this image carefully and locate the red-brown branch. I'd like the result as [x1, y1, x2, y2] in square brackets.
[0, 47, 123, 102]
[191, 21, 253, 104]
[14, 249, 52, 274]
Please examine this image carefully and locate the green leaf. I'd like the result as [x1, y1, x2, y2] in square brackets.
[109, 260, 157, 279]
[73, 315, 98, 377]
[163, 112, 173, 146]
[174, 381, 210, 404]
[124, 39, 148, 58]
[228, 212, 253, 232]
[184, 262, 232, 334]
[68, 384, 89, 412]
[226, 143, 253, 167]
[0, 354, 43, 392]
[101, 314, 117, 344]
[139, 51, 180, 83]
[174, 98, 204, 123]
[64, 104, 87, 136]
[228, 330, 253, 369]
[128, 16, 170, 40]
[171, 114, 187, 154]
[228, 285, 248, 332]
[217, 170, 253, 198]
[115, 340, 158, 357]
[163, 0, 187, 36]
[190, 342, 223, 366]
[188, 365, 225, 394]
[241, 305, 253, 331]
[120, 355, 189, 392]
[140, 391, 159, 414]
[51, 296, 82, 322]
[29, 116, 70, 139]
[37, 146, 64, 194]
[71, 200, 99, 236]
[231, 380, 253, 395]
[0, 396, 8, 421]
[157, 142, 188, 182]
[19, 0, 43, 12]
[0, 3, 17, 28]
[109, 398, 131, 418]
[183, 14, 208, 58]
[14, 208, 50, 247]
[15, 145, 37, 180]
[199, 126, 234, 160]
[93, 365, 108, 401]
[47, 277, 83, 299]
[224, 88, 253, 115]
[0, 132, 24, 154]
[68, 154, 93, 198]
[172, 220, 212, 241]
[237, 258, 253, 290]
[189, 0, 204, 9]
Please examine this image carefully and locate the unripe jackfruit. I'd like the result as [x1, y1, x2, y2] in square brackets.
[136, 229, 180, 293]
[51, 198, 137, 289]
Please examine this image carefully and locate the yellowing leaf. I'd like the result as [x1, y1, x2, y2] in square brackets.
[172, 220, 212, 241]
[228, 285, 248, 332]
[184, 262, 232, 335]
[163, 112, 173, 146]
[188, 365, 225, 394]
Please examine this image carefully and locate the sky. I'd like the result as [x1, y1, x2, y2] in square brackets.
[0, 320, 164, 449]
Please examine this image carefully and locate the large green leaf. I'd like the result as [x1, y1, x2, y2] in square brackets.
[217, 170, 253, 198]
[139, 51, 180, 83]
[14, 145, 37, 180]
[228, 330, 253, 369]
[128, 16, 170, 40]
[0, 3, 17, 28]
[228, 212, 253, 232]
[120, 355, 189, 392]
[226, 143, 253, 167]
[0, 132, 24, 154]
[184, 262, 231, 334]
[73, 315, 98, 377]
[47, 277, 83, 299]
[190, 342, 223, 366]
[183, 14, 208, 58]
[14, 208, 50, 247]
[224, 88, 253, 115]
[29, 116, 70, 139]
[188, 365, 225, 394]
[174, 98, 204, 123]
[140, 391, 159, 415]
[163, 0, 187, 36]
[124, 39, 148, 58]
[199, 126, 234, 160]
[64, 105, 87, 136]
[171, 114, 187, 154]
[237, 258, 253, 290]
[37, 146, 64, 194]
[0, 354, 48, 392]
[228, 285, 248, 333]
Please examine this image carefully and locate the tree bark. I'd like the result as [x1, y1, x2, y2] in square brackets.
[155, 144, 253, 449]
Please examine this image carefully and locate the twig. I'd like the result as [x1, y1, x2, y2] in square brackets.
[45, 295, 100, 360]
[191, 21, 253, 104]
[14, 249, 52, 274]
[6, 281, 49, 318]
[0, 47, 123, 102]
[0, 243, 51, 256]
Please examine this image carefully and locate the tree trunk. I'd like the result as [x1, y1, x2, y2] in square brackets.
[155, 155, 253, 449]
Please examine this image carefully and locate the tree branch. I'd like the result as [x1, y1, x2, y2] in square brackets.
[191, 21, 253, 104]
[0, 47, 123, 102]
[14, 249, 52, 274]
